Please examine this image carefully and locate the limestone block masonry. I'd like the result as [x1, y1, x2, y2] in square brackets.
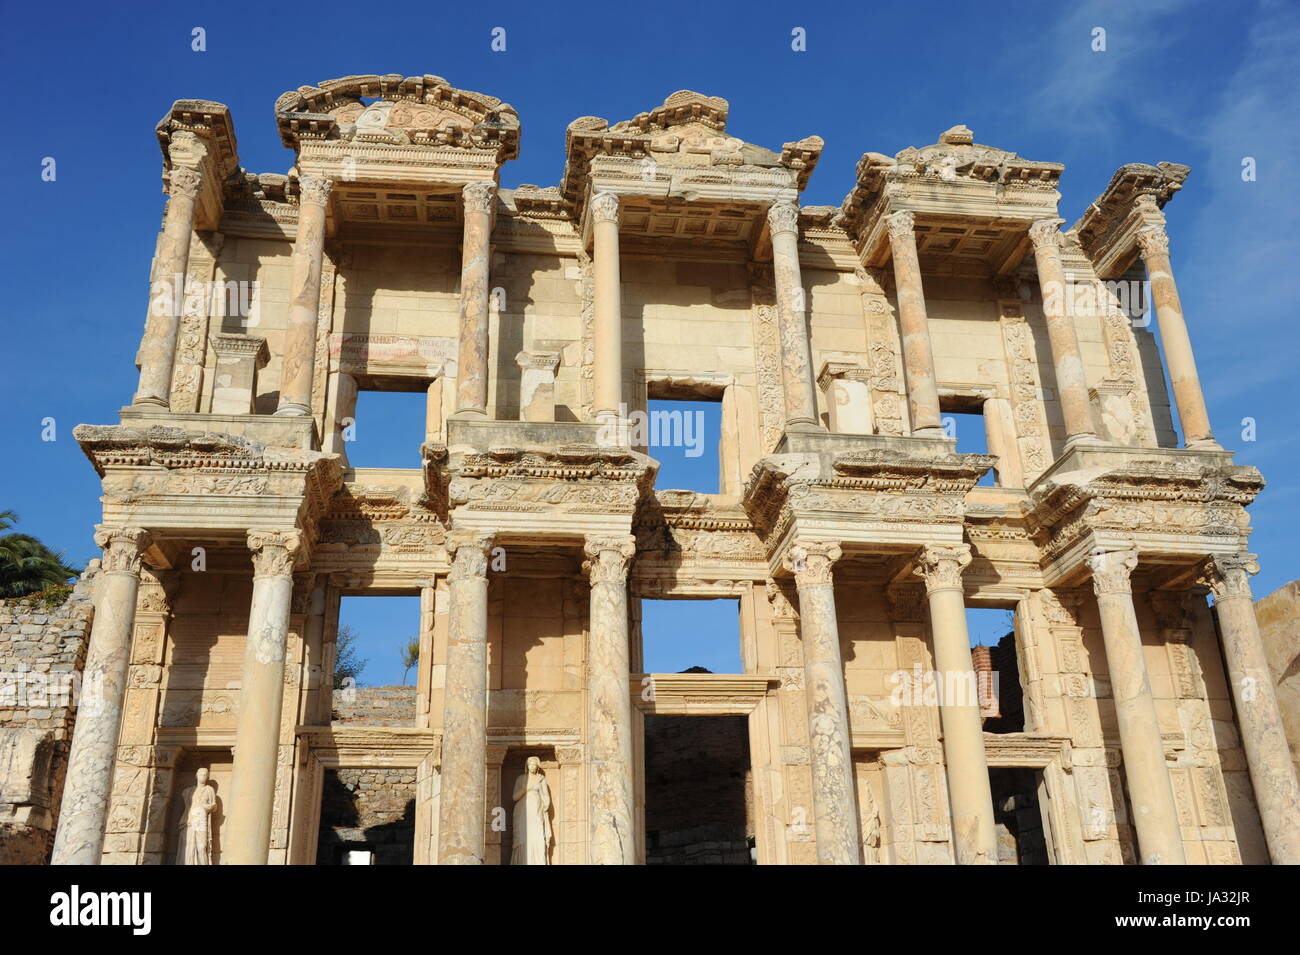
[26, 78, 1290, 865]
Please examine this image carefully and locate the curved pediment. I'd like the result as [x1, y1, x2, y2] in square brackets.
[274, 73, 519, 160]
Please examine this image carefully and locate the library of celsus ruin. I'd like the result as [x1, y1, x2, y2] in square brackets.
[14, 73, 1300, 865]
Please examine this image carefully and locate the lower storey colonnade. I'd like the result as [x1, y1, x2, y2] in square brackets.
[48, 526, 1300, 866]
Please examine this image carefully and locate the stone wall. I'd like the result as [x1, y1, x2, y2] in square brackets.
[0, 570, 96, 864]
[330, 684, 417, 726]
[316, 767, 416, 865]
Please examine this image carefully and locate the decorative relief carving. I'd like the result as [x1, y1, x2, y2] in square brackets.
[583, 536, 636, 585]
[884, 210, 915, 240]
[589, 191, 620, 224]
[913, 543, 972, 593]
[95, 527, 151, 574]
[1197, 553, 1258, 601]
[447, 533, 495, 581]
[1136, 226, 1170, 259]
[247, 529, 301, 578]
[784, 540, 841, 587]
[298, 175, 333, 208]
[1028, 218, 1065, 253]
[766, 201, 799, 236]
[462, 181, 496, 215]
[1087, 545, 1139, 596]
[168, 166, 203, 200]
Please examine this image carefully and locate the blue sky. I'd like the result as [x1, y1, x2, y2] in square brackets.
[2, 0, 1297, 678]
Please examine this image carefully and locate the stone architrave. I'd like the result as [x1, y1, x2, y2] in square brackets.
[913, 543, 997, 864]
[225, 530, 300, 865]
[1199, 554, 1300, 864]
[456, 181, 496, 416]
[276, 176, 332, 415]
[134, 168, 202, 408]
[1086, 544, 1185, 864]
[785, 540, 860, 864]
[884, 212, 942, 436]
[583, 535, 637, 864]
[438, 533, 495, 864]
[51, 527, 151, 865]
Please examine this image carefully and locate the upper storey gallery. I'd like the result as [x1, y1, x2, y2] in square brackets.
[131, 72, 1212, 492]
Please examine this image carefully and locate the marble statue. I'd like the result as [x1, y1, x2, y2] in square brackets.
[510, 757, 552, 865]
[177, 767, 217, 865]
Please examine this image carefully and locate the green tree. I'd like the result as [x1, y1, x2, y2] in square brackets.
[400, 637, 420, 685]
[0, 511, 81, 599]
[333, 624, 368, 689]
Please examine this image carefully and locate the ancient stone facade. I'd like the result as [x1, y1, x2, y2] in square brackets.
[28, 76, 1299, 865]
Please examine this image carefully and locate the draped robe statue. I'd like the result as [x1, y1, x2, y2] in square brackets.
[176, 767, 217, 865]
[510, 757, 552, 865]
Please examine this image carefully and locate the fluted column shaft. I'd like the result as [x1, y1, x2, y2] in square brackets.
[1029, 219, 1096, 444]
[225, 530, 299, 864]
[134, 168, 202, 408]
[885, 212, 943, 436]
[914, 543, 997, 864]
[768, 202, 819, 428]
[1200, 554, 1300, 863]
[438, 534, 494, 864]
[51, 527, 151, 865]
[584, 535, 637, 864]
[1087, 545, 1185, 864]
[786, 540, 860, 864]
[275, 176, 331, 415]
[591, 193, 624, 421]
[1136, 224, 1216, 447]
[455, 182, 496, 416]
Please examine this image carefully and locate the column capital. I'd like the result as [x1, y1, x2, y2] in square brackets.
[590, 191, 621, 224]
[1087, 544, 1139, 596]
[1028, 218, 1065, 253]
[247, 529, 301, 578]
[93, 526, 152, 574]
[913, 543, 973, 593]
[462, 180, 497, 216]
[784, 539, 842, 586]
[447, 533, 496, 581]
[1136, 225, 1170, 259]
[884, 210, 915, 241]
[298, 175, 333, 209]
[766, 200, 800, 237]
[583, 535, 636, 585]
[167, 166, 203, 200]
[1198, 553, 1259, 601]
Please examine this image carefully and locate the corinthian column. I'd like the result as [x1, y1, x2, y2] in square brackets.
[884, 212, 943, 436]
[913, 543, 997, 864]
[785, 540, 860, 864]
[455, 182, 496, 416]
[1199, 554, 1300, 863]
[1029, 219, 1097, 446]
[133, 167, 203, 408]
[768, 202, 819, 429]
[591, 193, 624, 424]
[438, 533, 495, 864]
[1086, 544, 1185, 864]
[275, 176, 332, 416]
[1136, 223, 1217, 448]
[51, 527, 152, 865]
[583, 535, 637, 864]
[225, 530, 299, 865]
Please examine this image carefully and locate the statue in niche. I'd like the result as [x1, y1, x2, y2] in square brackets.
[176, 767, 217, 865]
[510, 757, 553, 865]
[861, 779, 882, 865]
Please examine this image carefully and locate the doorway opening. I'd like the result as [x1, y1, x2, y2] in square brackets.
[988, 767, 1050, 864]
[643, 714, 754, 865]
[316, 767, 416, 865]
